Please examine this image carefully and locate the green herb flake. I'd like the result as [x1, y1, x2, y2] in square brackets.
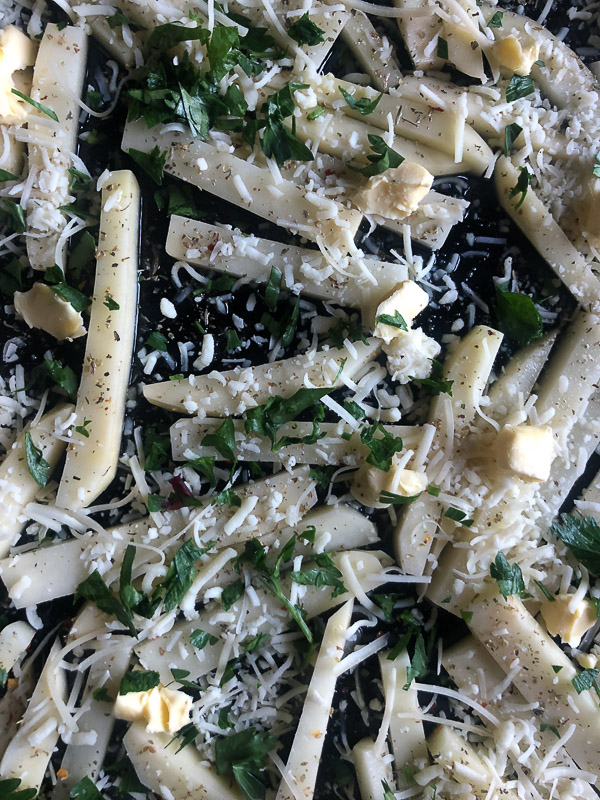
[504, 122, 523, 155]
[461, 610, 473, 625]
[92, 687, 113, 702]
[75, 418, 92, 438]
[508, 165, 531, 210]
[339, 86, 384, 116]
[24, 431, 50, 487]
[215, 727, 277, 800]
[76, 571, 137, 636]
[290, 552, 347, 597]
[376, 310, 408, 331]
[382, 780, 396, 800]
[0, 199, 25, 233]
[11, 88, 58, 121]
[69, 777, 102, 800]
[243, 632, 270, 653]
[226, 328, 242, 351]
[540, 722, 560, 738]
[494, 283, 542, 347]
[104, 294, 120, 310]
[143, 427, 170, 472]
[437, 36, 448, 59]
[43, 359, 78, 400]
[379, 490, 422, 505]
[444, 507, 474, 526]
[119, 670, 160, 695]
[190, 629, 219, 649]
[218, 706, 234, 729]
[307, 106, 325, 120]
[552, 664, 563, 674]
[490, 552, 527, 600]
[488, 10, 503, 27]
[550, 513, 600, 575]
[411, 359, 453, 396]
[129, 146, 168, 185]
[287, 13, 325, 46]
[572, 668, 600, 697]
[222, 579, 244, 611]
[534, 579, 555, 602]
[0, 169, 19, 182]
[201, 417, 236, 461]
[349, 133, 404, 178]
[506, 74, 535, 102]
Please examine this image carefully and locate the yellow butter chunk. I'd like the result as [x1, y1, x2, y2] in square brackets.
[496, 424, 554, 481]
[351, 461, 426, 508]
[114, 684, 192, 734]
[540, 595, 597, 649]
[0, 26, 37, 124]
[14, 283, 86, 341]
[373, 280, 429, 342]
[355, 161, 433, 221]
[493, 34, 540, 76]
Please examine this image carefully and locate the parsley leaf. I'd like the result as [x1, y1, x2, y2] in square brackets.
[444, 507, 474, 526]
[119, 544, 143, 610]
[24, 431, 50, 487]
[490, 552, 527, 599]
[508, 165, 530, 210]
[349, 134, 404, 178]
[263, 266, 281, 312]
[158, 540, 214, 613]
[11, 88, 58, 121]
[68, 231, 96, 280]
[185, 455, 216, 486]
[0, 779, 38, 800]
[506, 74, 535, 102]
[379, 490, 422, 505]
[44, 265, 90, 312]
[148, 21, 210, 50]
[92, 687, 113, 702]
[359, 421, 404, 471]
[0, 199, 25, 233]
[222, 579, 244, 610]
[129, 146, 167, 185]
[43, 358, 78, 399]
[75, 418, 92, 438]
[69, 777, 102, 800]
[550, 513, 600, 575]
[382, 780, 396, 800]
[309, 465, 337, 489]
[147, 330, 168, 351]
[410, 359, 453, 396]
[190, 629, 218, 649]
[287, 13, 325, 46]
[0, 258, 22, 295]
[487, 10, 503, 27]
[290, 552, 347, 597]
[593, 152, 600, 179]
[104, 294, 119, 310]
[376, 310, 407, 331]
[504, 122, 523, 155]
[572, 668, 600, 697]
[339, 86, 384, 116]
[494, 283, 542, 347]
[0, 169, 18, 182]
[243, 632, 270, 653]
[75, 571, 137, 636]
[437, 36, 448, 59]
[201, 417, 236, 461]
[215, 727, 277, 800]
[119, 670, 160, 695]
[143, 426, 170, 472]
[244, 387, 331, 451]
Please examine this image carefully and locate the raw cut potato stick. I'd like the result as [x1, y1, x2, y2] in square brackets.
[467, 588, 600, 776]
[378, 650, 426, 787]
[52, 635, 132, 798]
[64, 0, 139, 66]
[428, 725, 519, 800]
[380, 192, 469, 251]
[166, 216, 410, 308]
[25, 24, 88, 270]
[394, 326, 503, 576]
[495, 156, 600, 312]
[275, 600, 354, 800]
[135, 551, 389, 684]
[125, 721, 244, 800]
[0, 640, 66, 791]
[0, 621, 34, 675]
[353, 738, 396, 800]
[391, 0, 443, 70]
[0, 402, 74, 557]
[341, 11, 403, 90]
[170, 418, 423, 465]
[143, 338, 381, 415]
[4, 467, 317, 608]
[486, 330, 557, 418]
[57, 170, 140, 510]
[309, 73, 493, 173]
[121, 119, 362, 250]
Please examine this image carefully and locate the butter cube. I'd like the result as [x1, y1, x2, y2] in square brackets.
[114, 684, 192, 734]
[496, 424, 553, 482]
[540, 595, 597, 648]
[351, 459, 426, 509]
[355, 161, 434, 221]
[14, 283, 86, 341]
[493, 34, 540, 76]
[373, 281, 429, 342]
[0, 26, 37, 124]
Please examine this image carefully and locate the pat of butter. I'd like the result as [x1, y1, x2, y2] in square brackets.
[355, 161, 433, 221]
[540, 595, 597, 649]
[493, 34, 540, 76]
[14, 283, 86, 341]
[496, 424, 554, 482]
[373, 281, 429, 343]
[114, 684, 192, 734]
[0, 26, 38, 124]
[351, 460, 426, 509]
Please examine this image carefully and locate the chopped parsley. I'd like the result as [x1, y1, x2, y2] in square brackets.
[505, 74, 535, 102]
[75, 418, 92, 438]
[379, 490, 422, 505]
[44, 266, 91, 313]
[436, 36, 448, 59]
[287, 13, 325, 46]
[493, 283, 542, 347]
[104, 294, 119, 310]
[487, 10, 503, 27]
[339, 86, 384, 116]
[201, 417, 236, 461]
[360, 421, 404, 471]
[146, 330, 168, 351]
[508, 165, 531, 210]
[593, 152, 600, 179]
[572, 668, 600, 697]
[444, 507, 474, 527]
[245, 387, 331, 451]
[349, 133, 404, 177]
[119, 670, 160, 695]
[410, 359, 453, 396]
[190, 629, 219, 649]
[11, 88, 58, 121]
[215, 727, 277, 800]
[290, 552, 347, 597]
[504, 122, 523, 155]
[69, 777, 102, 800]
[129, 146, 168, 185]
[490, 552, 528, 600]
[550, 513, 600, 575]
[24, 432, 50, 487]
[376, 310, 408, 331]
